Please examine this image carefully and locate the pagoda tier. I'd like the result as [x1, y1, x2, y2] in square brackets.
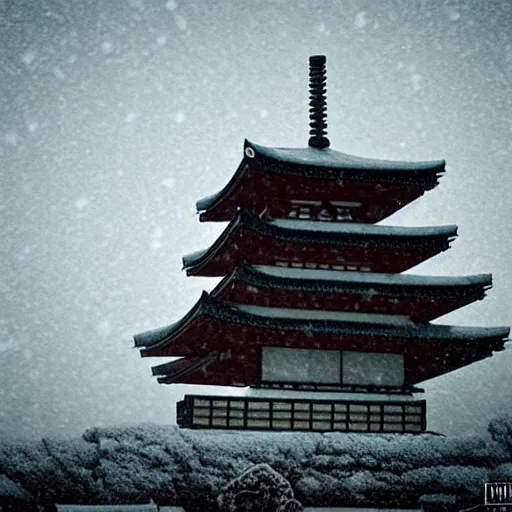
[183, 209, 457, 276]
[197, 140, 445, 224]
[212, 264, 492, 322]
[136, 293, 509, 387]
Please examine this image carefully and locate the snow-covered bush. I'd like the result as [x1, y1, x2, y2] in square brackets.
[217, 463, 298, 512]
[0, 420, 510, 511]
[489, 415, 512, 455]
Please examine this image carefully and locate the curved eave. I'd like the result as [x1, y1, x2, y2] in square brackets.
[135, 291, 209, 350]
[183, 208, 457, 274]
[196, 156, 248, 212]
[139, 293, 509, 354]
[213, 263, 492, 300]
[182, 211, 242, 273]
[196, 139, 445, 214]
[152, 352, 218, 384]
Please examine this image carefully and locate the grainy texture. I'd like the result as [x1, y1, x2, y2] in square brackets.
[1, 417, 511, 511]
[217, 463, 296, 511]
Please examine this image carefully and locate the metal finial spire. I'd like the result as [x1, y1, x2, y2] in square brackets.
[308, 55, 330, 149]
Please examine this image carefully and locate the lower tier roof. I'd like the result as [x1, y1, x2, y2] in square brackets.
[135, 293, 508, 386]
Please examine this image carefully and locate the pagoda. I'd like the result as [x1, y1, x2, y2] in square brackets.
[135, 56, 509, 434]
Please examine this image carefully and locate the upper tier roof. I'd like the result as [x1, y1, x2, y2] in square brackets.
[251, 140, 445, 174]
[211, 264, 491, 322]
[197, 140, 445, 223]
[182, 209, 457, 276]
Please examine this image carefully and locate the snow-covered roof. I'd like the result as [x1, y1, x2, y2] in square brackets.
[236, 304, 414, 326]
[182, 209, 457, 272]
[197, 139, 445, 212]
[250, 264, 491, 288]
[196, 191, 221, 211]
[134, 323, 178, 348]
[209, 266, 491, 321]
[137, 292, 509, 352]
[250, 140, 445, 172]
[269, 218, 457, 237]
[229, 301, 508, 340]
[182, 248, 208, 268]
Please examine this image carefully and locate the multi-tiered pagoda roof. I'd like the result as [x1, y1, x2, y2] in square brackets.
[135, 55, 508, 434]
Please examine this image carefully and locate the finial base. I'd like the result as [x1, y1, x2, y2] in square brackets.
[308, 136, 330, 149]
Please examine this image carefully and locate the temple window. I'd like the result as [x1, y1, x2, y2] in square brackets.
[335, 208, 352, 221]
[261, 347, 341, 384]
[331, 200, 360, 220]
[342, 351, 404, 387]
[273, 260, 372, 272]
[261, 347, 404, 388]
[288, 200, 320, 219]
[316, 201, 338, 221]
[288, 200, 359, 221]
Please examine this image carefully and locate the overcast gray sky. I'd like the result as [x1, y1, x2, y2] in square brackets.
[1, 0, 512, 440]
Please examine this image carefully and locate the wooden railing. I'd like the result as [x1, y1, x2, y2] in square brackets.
[177, 394, 426, 433]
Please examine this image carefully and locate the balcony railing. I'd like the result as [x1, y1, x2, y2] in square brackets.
[177, 394, 426, 433]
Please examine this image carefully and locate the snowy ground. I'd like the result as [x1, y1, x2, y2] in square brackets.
[56, 506, 185, 512]
[55, 508, 419, 511]
[1, 417, 511, 511]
